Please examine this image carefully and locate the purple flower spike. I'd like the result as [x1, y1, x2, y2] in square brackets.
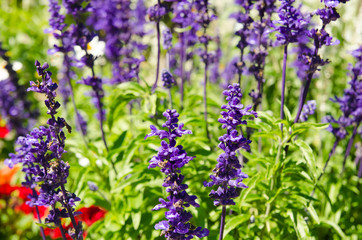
[5, 61, 83, 239]
[273, 0, 309, 45]
[146, 109, 209, 239]
[205, 84, 257, 206]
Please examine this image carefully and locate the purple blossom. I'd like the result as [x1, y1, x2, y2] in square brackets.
[46, 0, 88, 136]
[273, 0, 309, 45]
[162, 69, 176, 89]
[205, 84, 257, 206]
[172, 1, 196, 28]
[300, 100, 317, 122]
[87, 0, 146, 83]
[355, 142, 362, 178]
[326, 46, 362, 138]
[230, 0, 276, 110]
[78, 76, 105, 122]
[5, 61, 82, 239]
[163, 28, 173, 50]
[145, 109, 209, 239]
[87, 181, 99, 191]
[293, 0, 349, 123]
[0, 43, 38, 136]
[147, 3, 167, 22]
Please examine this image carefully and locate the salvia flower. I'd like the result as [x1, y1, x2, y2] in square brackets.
[300, 100, 317, 122]
[46, 0, 88, 136]
[87, 0, 146, 83]
[162, 69, 176, 89]
[326, 46, 362, 139]
[293, 0, 349, 123]
[145, 109, 209, 239]
[87, 181, 99, 192]
[231, 0, 276, 110]
[163, 28, 173, 50]
[355, 142, 362, 178]
[147, 3, 167, 22]
[204, 84, 257, 206]
[5, 61, 83, 240]
[0, 43, 38, 136]
[273, 0, 309, 45]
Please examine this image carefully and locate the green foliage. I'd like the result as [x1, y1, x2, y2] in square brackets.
[0, 0, 361, 240]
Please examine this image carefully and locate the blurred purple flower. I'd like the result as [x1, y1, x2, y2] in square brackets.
[300, 100, 316, 122]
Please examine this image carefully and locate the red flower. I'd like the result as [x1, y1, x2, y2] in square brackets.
[44, 225, 73, 240]
[77, 206, 107, 227]
[0, 184, 47, 218]
[43, 206, 106, 239]
[0, 125, 9, 138]
[0, 183, 17, 196]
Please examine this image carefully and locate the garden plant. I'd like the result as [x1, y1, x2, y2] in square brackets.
[0, 0, 361, 239]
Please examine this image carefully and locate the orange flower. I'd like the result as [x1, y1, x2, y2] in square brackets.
[0, 165, 19, 185]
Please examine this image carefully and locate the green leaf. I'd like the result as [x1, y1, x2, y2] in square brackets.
[283, 104, 292, 124]
[131, 212, 141, 230]
[111, 130, 127, 150]
[238, 172, 263, 207]
[296, 212, 310, 239]
[292, 122, 329, 131]
[294, 140, 317, 180]
[307, 205, 320, 224]
[320, 219, 346, 238]
[36, 222, 56, 229]
[223, 215, 249, 237]
[111, 173, 145, 193]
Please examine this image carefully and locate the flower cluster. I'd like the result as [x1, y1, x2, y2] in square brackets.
[5, 61, 83, 240]
[326, 46, 362, 139]
[273, 0, 309, 45]
[205, 84, 257, 206]
[0, 43, 38, 136]
[161, 70, 176, 89]
[163, 28, 173, 51]
[171, 0, 199, 83]
[294, 0, 349, 123]
[78, 76, 105, 122]
[228, 0, 254, 86]
[47, 0, 88, 135]
[148, 2, 167, 22]
[145, 109, 209, 239]
[228, 0, 276, 109]
[300, 100, 317, 122]
[315, 0, 349, 25]
[87, 0, 147, 83]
